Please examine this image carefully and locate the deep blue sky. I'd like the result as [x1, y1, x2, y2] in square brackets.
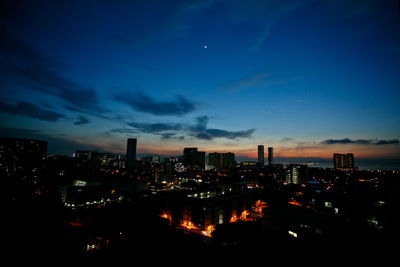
[1, 0, 399, 159]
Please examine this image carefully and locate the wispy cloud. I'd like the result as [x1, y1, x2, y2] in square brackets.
[73, 116, 90, 125]
[110, 128, 139, 134]
[109, 0, 215, 46]
[224, 0, 316, 51]
[160, 133, 185, 140]
[281, 137, 295, 142]
[64, 106, 112, 121]
[225, 0, 380, 51]
[114, 91, 197, 116]
[126, 121, 183, 133]
[221, 72, 271, 91]
[0, 99, 64, 122]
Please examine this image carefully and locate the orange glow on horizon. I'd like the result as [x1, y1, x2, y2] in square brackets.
[240, 145, 399, 159]
[89, 136, 399, 160]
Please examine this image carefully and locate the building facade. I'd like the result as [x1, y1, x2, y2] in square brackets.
[258, 145, 264, 166]
[268, 147, 273, 166]
[126, 138, 137, 168]
[333, 153, 355, 170]
[208, 152, 236, 169]
[286, 164, 308, 185]
[183, 147, 206, 170]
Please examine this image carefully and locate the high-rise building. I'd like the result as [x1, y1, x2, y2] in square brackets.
[286, 164, 308, 185]
[208, 152, 221, 169]
[258, 145, 264, 166]
[184, 148, 197, 167]
[333, 153, 355, 170]
[222, 152, 236, 169]
[126, 138, 137, 168]
[268, 147, 273, 166]
[208, 152, 236, 169]
[183, 147, 205, 169]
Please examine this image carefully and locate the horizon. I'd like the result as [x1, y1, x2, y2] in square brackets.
[2, 133, 400, 162]
[4, 136, 399, 171]
[1, 1, 399, 161]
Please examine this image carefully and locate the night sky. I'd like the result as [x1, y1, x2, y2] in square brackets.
[1, 0, 399, 160]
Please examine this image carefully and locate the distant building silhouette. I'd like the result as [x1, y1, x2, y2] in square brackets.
[333, 153, 355, 170]
[75, 150, 99, 162]
[258, 145, 264, 166]
[126, 138, 137, 168]
[208, 152, 236, 169]
[75, 150, 125, 168]
[268, 147, 273, 166]
[183, 147, 205, 170]
[141, 154, 160, 163]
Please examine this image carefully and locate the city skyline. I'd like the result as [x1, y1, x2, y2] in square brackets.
[1, 0, 400, 161]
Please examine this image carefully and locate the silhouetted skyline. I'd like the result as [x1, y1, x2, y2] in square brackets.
[1, 0, 399, 161]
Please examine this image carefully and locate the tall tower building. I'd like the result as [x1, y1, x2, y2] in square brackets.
[268, 147, 273, 166]
[126, 138, 137, 168]
[258, 145, 264, 166]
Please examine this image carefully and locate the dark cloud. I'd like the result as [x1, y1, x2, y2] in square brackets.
[374, 140, 400, 145]
[117, 115, 255, 141]
[10, 65, 102, 112]
[0, 99, 64, 122]
[193, 115, 209, 131]
[0, 31, 104, 114]
[126, 121, 183, 133]
[321, 138, 400, 145]
[198, 128, 255, 140]
[189, 115, 255, 140]
[113, 121, 183, 139]
[0, 29, 60, 68]
[73, 116, 90, 125]
[114, 91, 197, 116]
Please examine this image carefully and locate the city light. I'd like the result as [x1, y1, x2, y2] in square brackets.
[2, 119, 400, 259]
[288, 231, 298, 238]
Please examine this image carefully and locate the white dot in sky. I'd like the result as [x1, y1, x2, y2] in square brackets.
[203, 45, 208, 49]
